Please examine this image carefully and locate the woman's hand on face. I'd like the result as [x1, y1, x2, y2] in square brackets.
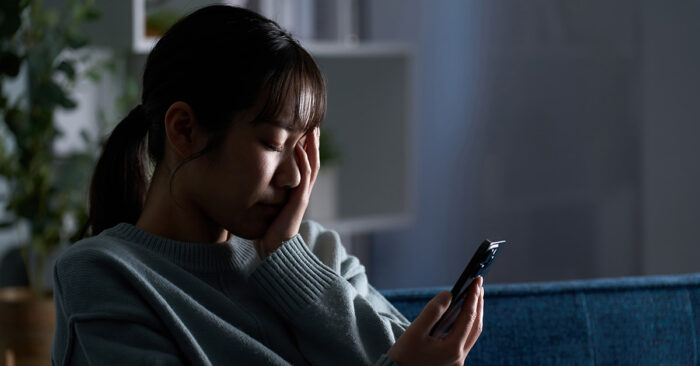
[257, 127, 320, 257]
[387, 277, 484, 366]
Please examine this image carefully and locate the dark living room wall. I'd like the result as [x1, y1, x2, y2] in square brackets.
[365, 0, 700, 289]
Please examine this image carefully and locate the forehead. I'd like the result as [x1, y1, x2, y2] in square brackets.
[253, 96, 311, 133]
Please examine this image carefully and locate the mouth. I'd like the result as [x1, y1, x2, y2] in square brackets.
[257, 203, 283, 216]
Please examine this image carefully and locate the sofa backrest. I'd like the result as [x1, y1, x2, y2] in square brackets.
[381, 273, 700, 365]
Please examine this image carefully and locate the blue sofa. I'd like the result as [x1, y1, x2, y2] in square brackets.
[381, 273, 700, 365]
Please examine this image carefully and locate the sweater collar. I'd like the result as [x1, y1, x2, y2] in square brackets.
[103, 223, 260, 273]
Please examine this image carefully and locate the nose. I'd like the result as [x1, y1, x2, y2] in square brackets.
[273, 147, 301, 189]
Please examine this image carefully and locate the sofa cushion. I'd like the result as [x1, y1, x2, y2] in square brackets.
[381, 273, 700, 365]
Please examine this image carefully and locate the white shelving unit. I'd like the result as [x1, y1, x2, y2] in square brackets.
[306, 45, 415, 235]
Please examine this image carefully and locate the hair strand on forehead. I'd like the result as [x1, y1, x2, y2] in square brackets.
[255, 46, 326, 134]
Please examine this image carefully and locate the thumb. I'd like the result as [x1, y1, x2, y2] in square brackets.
[411, 290, 452, 336]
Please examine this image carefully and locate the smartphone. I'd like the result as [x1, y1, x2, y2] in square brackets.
[429, 239, 505, 338]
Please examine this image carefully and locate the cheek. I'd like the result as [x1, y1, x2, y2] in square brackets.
[250, 155, 277, 194]
[238, 147, 278, 197]
[256, 156, 276, 178]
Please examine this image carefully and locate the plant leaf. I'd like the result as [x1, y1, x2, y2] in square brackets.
[84, 6, 101, 21]
[65, 32, 88, 49]
[0, 221, 16, 229]
[55, 60, 76, 80]
[0, 5, 22, 38]
[0, 52, 22, 77]
[58, 95, 77, 109]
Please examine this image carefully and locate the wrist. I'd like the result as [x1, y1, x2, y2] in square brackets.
[254, 239, 271, 259]
[255, 235, 296, 259]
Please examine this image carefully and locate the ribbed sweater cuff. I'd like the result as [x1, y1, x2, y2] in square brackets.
[373, 354, 399, 366]
[249, 235, 337, 317]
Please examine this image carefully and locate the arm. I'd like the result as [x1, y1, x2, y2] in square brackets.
[299, 220, 410, 333]
[249, 221, 409, 366]
[52, 262, 186, 366]
[54, 316, 185, 366]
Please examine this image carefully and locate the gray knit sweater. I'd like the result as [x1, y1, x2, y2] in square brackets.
[51, 220, 409, 365]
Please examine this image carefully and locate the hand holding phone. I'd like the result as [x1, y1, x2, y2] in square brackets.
[386, 239, 502, 365]
[429, 239, 505, 338]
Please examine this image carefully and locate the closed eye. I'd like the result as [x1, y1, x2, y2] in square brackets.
[262, 141, 283, 152]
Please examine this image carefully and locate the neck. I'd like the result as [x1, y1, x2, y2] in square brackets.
[135, 164, 230, 244]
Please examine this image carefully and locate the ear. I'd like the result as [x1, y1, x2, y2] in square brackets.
[164, 101, 206, 159]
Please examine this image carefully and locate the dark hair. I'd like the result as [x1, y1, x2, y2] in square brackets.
[81, 5, 326, 237]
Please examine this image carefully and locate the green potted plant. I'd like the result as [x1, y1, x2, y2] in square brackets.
[0, 0, 99, 364]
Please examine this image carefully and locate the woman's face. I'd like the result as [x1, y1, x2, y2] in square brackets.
[181, 102, 310, 240]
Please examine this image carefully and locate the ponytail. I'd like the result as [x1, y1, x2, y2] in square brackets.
[80, 105, 150, 238]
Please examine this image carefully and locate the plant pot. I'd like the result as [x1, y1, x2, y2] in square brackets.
[0, 287, 54, 366]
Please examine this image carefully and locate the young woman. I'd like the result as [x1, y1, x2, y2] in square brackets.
[51, 5, 484, 366]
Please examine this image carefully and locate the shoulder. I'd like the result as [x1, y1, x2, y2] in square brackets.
[57, 234, 128, 270]
[53, 231, 154, 314]
[55, 231, 143, 277]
